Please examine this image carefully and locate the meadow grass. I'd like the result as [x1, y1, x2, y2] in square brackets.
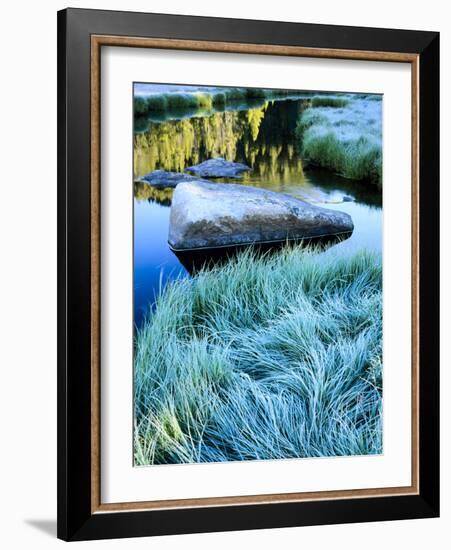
[133, 87, 302, 117]
[297, 95, 382, 184]
[310, 96, 350, 108]
[134, 245, 382, 465]
[134, 89, 255, 115]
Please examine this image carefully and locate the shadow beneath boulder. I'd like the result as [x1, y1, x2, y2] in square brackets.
[171, 231, 352, 274]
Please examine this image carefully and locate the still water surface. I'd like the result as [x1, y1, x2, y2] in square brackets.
[134, 98, 382, 329]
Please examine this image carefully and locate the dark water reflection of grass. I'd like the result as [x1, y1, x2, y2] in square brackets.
[134, 99, 305, 179]
[134, 97, 268, 129]
[133, 97, 382, 328]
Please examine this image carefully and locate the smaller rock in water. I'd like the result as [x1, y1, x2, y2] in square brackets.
[342, 195, 354, 202]
[186, 157, 250, 179]
[139, 170, 208, 189]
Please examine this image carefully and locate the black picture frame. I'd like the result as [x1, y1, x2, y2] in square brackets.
[57, 7, 439, 541]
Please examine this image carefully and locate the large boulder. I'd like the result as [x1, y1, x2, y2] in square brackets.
[185, 157, 250, 178]
[168, 180, 353, 250]
[139, 170, 209, 189]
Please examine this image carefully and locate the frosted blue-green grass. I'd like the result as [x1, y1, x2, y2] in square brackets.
[297, 96, 382, 184]
[134, 245, 382, 465]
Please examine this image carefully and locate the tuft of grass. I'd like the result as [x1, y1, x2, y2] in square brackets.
[244, 87, 268, 99]
[134, 245, 383, 465]
[296, 96, 382, 184]
[145, 95, 169, 111]
[166, 93, 198, 110]
[134, 96, 149, 116]
[212, 92, 226, 107]
[221, 88, 248, 102]
[311, 96, 350, 108]
[194, 92, 213, 109]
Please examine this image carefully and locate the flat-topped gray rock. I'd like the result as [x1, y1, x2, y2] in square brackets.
[185, 157, 250, 179]
[168, 180, 353, 251]
[139, 170, 208, 189]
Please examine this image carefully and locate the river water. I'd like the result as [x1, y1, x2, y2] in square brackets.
[133, 97, 382, 329]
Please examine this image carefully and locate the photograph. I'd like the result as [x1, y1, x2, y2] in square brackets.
[132, 82, 383, 466]
[53, 5, 440, 542]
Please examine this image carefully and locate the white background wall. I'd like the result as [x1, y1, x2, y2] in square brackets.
[0, 0, 448, 548]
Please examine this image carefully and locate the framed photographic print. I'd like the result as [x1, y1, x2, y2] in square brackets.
[57, 8, 440, 541]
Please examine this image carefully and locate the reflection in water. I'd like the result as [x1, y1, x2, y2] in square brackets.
[134, 100, 302, 179]
[133, 97, 382, 328]
[134, 181, 173, 206]
[134, 97, 269, 130]
[134, 169, 380, 210]
[134, 99, 380, 207]
[173, 232, 353, 275]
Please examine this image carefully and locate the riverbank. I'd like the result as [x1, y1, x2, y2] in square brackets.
[296, 94, 382, 185]
[133, 84, 354, 118]
[134, 86, 287, 117]
[134, 245, 382, 465]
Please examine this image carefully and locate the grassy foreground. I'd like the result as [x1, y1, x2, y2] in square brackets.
[134, 245, 382, 465]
